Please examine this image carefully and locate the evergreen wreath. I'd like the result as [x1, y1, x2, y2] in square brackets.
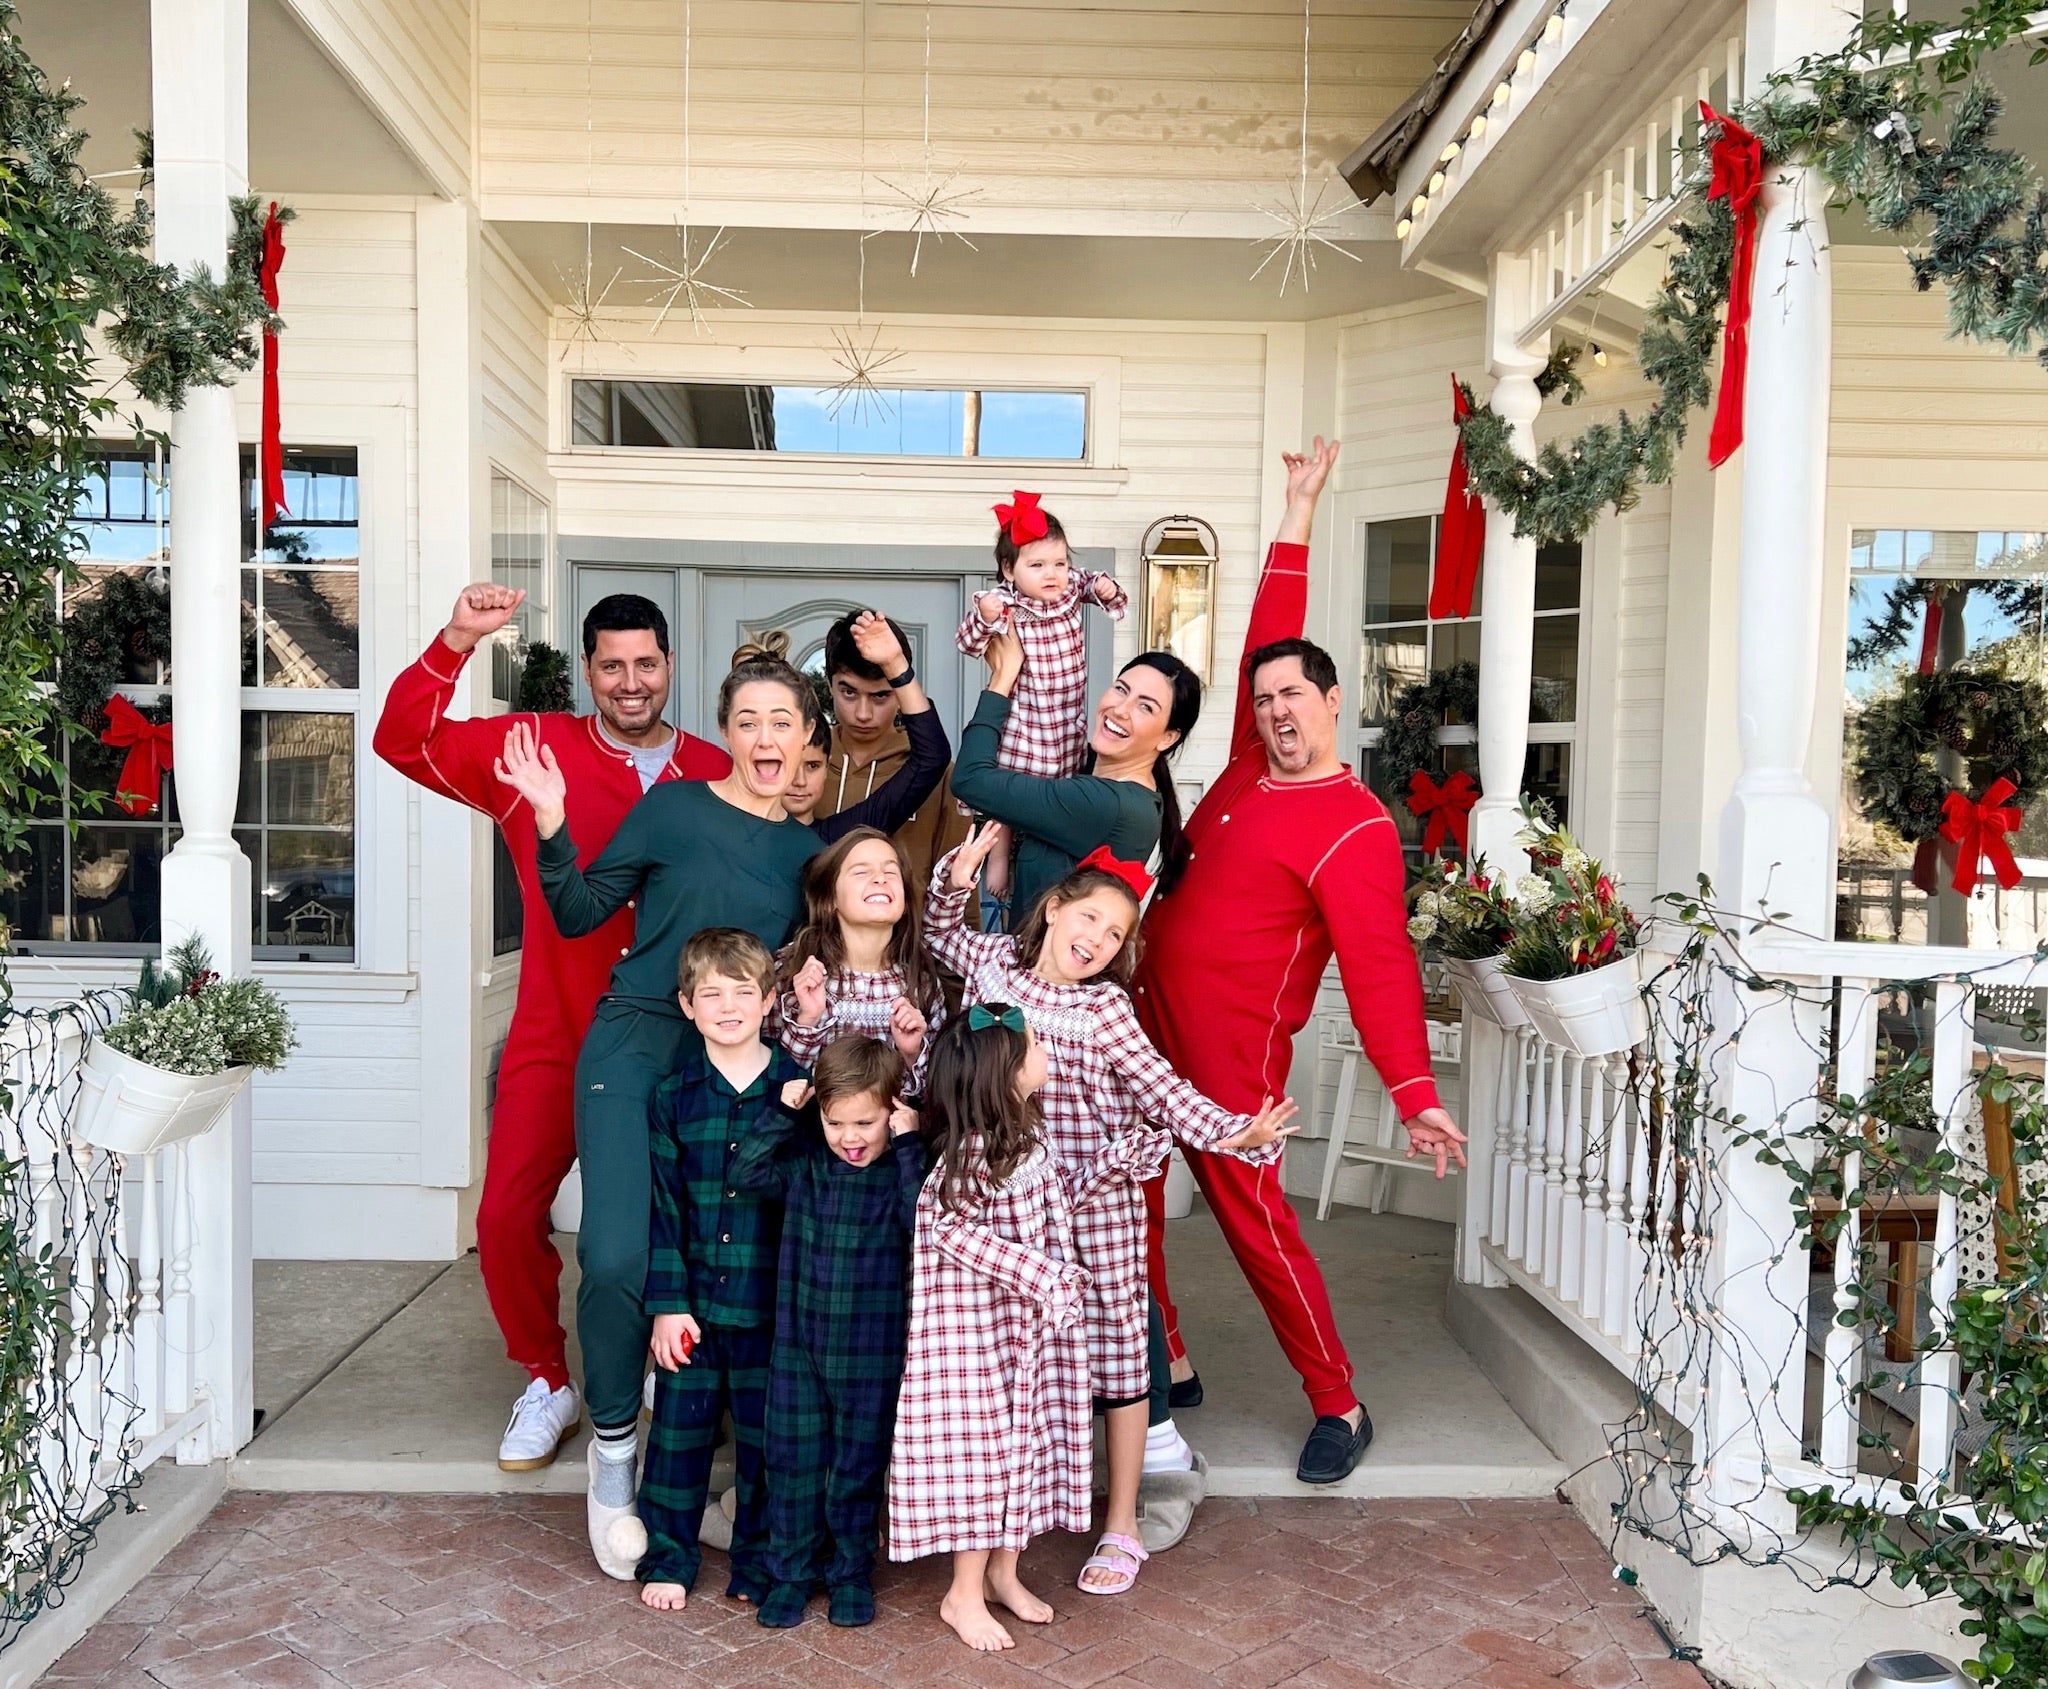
[1374, 661, 1479, 804]
[1456, 2, 2048, 546]
[1850, 664, 2048, 844]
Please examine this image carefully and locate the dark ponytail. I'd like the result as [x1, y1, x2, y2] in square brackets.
[1119, 651, 1203, 897]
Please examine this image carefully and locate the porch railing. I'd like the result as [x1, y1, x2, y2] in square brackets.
[1, 994, 223, 1649]
[1460, 933, 2048, 1536]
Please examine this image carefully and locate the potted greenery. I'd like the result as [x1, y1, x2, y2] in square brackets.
[73, 939, 296, 1156]
[1500, 804, 1646, 1057]
[1408, 856, 1529, 1029]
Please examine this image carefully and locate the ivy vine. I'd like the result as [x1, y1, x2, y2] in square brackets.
[1459, 2, 2048, 545]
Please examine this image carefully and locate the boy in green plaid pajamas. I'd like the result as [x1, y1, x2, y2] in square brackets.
[731, 1036, 928, 1629]
[639, 928, 809, 1612]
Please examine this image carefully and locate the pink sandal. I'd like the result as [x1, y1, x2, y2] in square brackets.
[1078, 1531, 1148, 1595]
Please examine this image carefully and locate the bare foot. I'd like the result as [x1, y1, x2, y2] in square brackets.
[640, 1581, 688, 1611]
[940, 1589, 1015, 1651]
[985, 1565, 1053, 1624]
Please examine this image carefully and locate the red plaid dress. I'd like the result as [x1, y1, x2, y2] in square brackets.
[776, 962, 946, 1090]
[887, 1145, 1094, 1558]
[955, 571, 1128, 779]
[925, 854, 1278, 1399]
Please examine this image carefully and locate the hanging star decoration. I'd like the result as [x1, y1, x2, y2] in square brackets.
[1250, 174, 1363, 298]
[874, 166, 980, 277]
[823, 320, 908, 424]
[556, 247, 626, 362]
[624, 220, 752, 335]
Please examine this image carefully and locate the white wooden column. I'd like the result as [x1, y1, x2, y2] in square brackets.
[151, 0, 253, 1458]
[1470, 252, 1547, 867]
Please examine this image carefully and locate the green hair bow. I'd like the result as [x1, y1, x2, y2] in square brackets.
[966, 1003, 1027, 1034]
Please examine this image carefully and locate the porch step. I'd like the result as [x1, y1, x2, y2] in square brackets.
[237, 1209, 1563, 1500]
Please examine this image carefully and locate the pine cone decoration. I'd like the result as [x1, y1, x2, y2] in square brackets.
[1908, 793, 1934, 815]
[77, 636, 108, 663]
[1968, 688, 1993, 712]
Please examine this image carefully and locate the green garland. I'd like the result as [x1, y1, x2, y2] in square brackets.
[1457, 2, 2048, 545]
[1850, 664, 2048, 844]
[1374, 661, 1479, 810]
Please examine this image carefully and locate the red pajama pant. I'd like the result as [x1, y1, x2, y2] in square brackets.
[1142, 1148, 1357, 1420]
[475, 1039, 580, 1392]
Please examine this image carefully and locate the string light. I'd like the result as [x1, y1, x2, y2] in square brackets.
[1517, 49, 1538, 75]
[1468, 115, 1488, 141]
[1396, 217, 1413, 239]
[1440, 141, 1461, 163]
[1492, 82, 1512, 108]
[875, 7, 981, 275]
[1544, 11, 1566, 43]
[1429, 170, 1447, 194]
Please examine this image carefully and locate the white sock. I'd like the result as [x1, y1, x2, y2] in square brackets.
[1143, 1420, 1195, 1474]
[591, 1428, 638, 1504]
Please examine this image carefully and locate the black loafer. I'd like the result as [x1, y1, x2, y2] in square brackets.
[1168, 1371, 1204, 1409]
[1295, 1409, 1374, 1485]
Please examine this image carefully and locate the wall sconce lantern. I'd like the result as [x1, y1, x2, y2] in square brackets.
[1141, 515, 1219, 683]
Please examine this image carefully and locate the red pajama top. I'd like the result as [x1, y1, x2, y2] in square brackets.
[1133, 542, 1441, 1122]
[371, 634, 731, 1055]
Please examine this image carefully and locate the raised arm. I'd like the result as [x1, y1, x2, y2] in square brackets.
[814, 702, 950, 843]
[1067, 1122, 1171, 1213]
[1075, 568, 1129, 622]
[530, 781, 657, 937]
[1097, 992, 1286, 1165]
[728, 1103, 809, 1199]
[891, 1117, 930, 1234]
[924, 834, 1014, 977]
[1229, 439, 1339, 761]
[372, 585, 536, 815]
[950, 691, 1132, 857]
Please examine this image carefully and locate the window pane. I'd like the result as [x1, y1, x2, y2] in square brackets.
[1432, 622, 1482, 696]
[1523, 742, 1571, 831]
[1359, 625, 1426, 728]
[1534, 541, 1582, 611]
[568, 379, 1087, 460]
[1, 828, 67, 945]
[493, 828, 524, 956]
[68, 826, 165, 946]
[258, 829, 354, 956]
[257, 569, 360, 689]
[490, 473, 551, 705]
[1531, 614, 1579, 723]
[262, 713, 355, 827]
[1365, 518, 1431, 623]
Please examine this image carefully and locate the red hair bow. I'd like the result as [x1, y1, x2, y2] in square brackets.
[1078, 846, 1154, 903]
[99, 695, 174, 817]
[995, 490, 1049, 547]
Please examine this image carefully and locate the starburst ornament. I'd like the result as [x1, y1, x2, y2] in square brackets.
[875, 167, 981, 276]
[624, 220, 752, 335]
[556, 251, 626, 362]
[1249, 176, 1364, 298]
[823, 323, 908, 424]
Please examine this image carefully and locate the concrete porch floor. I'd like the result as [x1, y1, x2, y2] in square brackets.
[239, 1205, 1562, 1500]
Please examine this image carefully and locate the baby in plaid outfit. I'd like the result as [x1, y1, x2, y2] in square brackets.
[730, 1036, 927, 1631]
[638, 928, 807, 1612]
[956, 491, 1129, 781]
[778, 827, 946, 1087]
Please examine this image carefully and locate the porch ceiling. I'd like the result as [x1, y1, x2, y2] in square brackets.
[492, 218, 1457, 324]
[14, 0, 437, 197]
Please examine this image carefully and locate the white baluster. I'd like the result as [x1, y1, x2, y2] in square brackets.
[1581, 188, 1595, 274]
[1670, 96, 1685, 186]
[1489, 1029, 1516, 1247]
[1822, 982, 1878, 1481]
[1602, 1055, 1633, 1338]
[1546, 227, 1560, 305]
[1522, 1043, 1550, 1269]
[165, 1142, 196, 1449]
[1580, 1057, 1608, 1321]
[1622, 146, 1636, 229]
[1506, 1029, 1534, 1262]
[1542, 1052, 1573, 1289]
[1601, 167, 1615, 255]
[1727, 36, 1742, 104]
[134, 1151, 164, 1442]
[1562, 206, 1576, 285]
[1558, 1055, 1587, 1304]
[1917, 980, 1970, 1486]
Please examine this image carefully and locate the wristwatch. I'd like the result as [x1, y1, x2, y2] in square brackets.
[887, 662, 917, 688]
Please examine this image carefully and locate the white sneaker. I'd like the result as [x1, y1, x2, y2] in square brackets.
[587, 1441, 648, 1581]
[498, 1379, 580, 1472]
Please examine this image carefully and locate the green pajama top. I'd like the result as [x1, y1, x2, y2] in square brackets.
[947, 689, 1164, 919]
[534, 779, 821, 1016]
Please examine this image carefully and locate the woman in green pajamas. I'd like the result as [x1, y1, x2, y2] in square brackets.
[494, 628, 937, 1581]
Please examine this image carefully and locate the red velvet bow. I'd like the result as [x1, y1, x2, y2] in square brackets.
[1702, 102, 1763, 469]
[1430, 377, 1485, 620]
[99, 695, 174, 817]
[1406, 768, 1478, 856]
[1078, 845, 1155, 902]
[257, 201, 290, 536]
[1938, 777, 2026, 897]
[994, 490, 1048, 547]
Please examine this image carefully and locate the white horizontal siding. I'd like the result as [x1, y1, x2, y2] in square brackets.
[478, 0, 1468, 225]
[285, 0, 473, 199]
[483, 233, 556, 493]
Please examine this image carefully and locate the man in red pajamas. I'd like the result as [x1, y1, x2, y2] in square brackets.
[374, 584, 729, 1471]
[1136, 438, 1469, 1485]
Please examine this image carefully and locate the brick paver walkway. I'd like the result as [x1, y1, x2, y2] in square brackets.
[44, 1493, 1706, 1689]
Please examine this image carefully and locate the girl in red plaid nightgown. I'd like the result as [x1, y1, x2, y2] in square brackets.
[924, 827, 1299, 1596]
[888, 1010, 1092, 1653]
[777, 827, 947, 1086]
[956, 492, 1129, 781]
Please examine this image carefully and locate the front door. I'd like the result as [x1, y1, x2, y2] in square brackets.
[699, 573, 970, 737]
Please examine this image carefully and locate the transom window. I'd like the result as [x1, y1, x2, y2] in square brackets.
[569, 379, 1087, 461]
[1356, 515, 1583, 863]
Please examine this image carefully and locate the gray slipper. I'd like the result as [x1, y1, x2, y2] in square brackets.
[698, 1484, 737, 1551]
[1136, 1451, 1208, 1552]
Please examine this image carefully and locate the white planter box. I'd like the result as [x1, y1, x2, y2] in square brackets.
[1446, 954, 1530, 1030]
[72, 1040, 251, 1157]
[1504, 951, 1647, 1058]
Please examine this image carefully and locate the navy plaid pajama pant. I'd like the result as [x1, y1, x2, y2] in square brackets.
[637, 1322, 772, 1591]
[763, 1345, 902, 1599]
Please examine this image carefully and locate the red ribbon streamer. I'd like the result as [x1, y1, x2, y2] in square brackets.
[1916, 590, 1945, 676]
[1078, 844, 1155, 902]
[1406, 768, 1479, 856]
[1939, 777, 2025, 897]
[98, 695, 174, 817]
[1703, 102, 1763, 469]
[258, 202, 289, 537]
[994, 490, 1047, 547]
[1431, 377, 1486, 620]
